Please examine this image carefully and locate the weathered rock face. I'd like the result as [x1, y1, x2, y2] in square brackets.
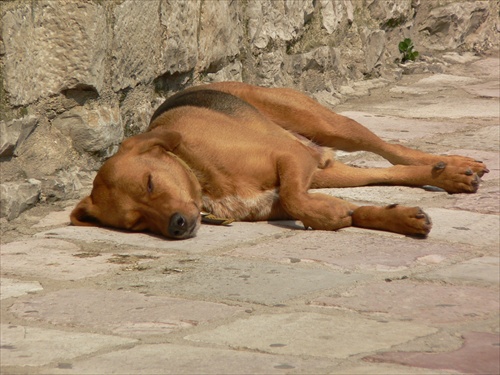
[0, 0, 498, 219]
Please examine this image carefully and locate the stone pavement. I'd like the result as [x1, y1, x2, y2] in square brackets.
[1, 55, 499, 374]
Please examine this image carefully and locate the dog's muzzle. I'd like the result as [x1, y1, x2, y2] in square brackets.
[168, 212, 198, 239]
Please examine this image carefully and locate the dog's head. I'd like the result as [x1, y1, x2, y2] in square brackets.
[71, 129, 202, 239]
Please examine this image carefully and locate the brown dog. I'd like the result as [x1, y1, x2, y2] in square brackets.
[71, 82, 488, 239]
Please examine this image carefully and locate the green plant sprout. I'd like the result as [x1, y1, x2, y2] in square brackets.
[398, 38, 419, 63]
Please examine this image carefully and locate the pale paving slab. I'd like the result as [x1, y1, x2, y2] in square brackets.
[420, 256, 500, 285]
[0, 278, 43, 300]
[359, 97, 499, 119]
[9, 289, 244, 336]
[31, 205, 73, 228]
[156, 257, 367, 304]
[424, 208, 499, 246]
[366, 332, 500, 375]
[0, 324, 136, 367]
[445, 185, 500, 215]
[0, 238, 158, 280]
[43, 343, 335, 374]
[313, 185, 450, 206]
[185, 312, 437, 359]
[338, 112, 471, 141]
[35, 221, 292, 253]
[311, 280, 499, 324]
[232, 230, 468, 272]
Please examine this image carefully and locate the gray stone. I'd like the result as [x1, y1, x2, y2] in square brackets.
[43, 343, 334, 374]
[52, 104, 123, 155]
[2, 1, 107, 105]
[367, 0, 413, 28]
[0, 179, 41, 220]
[9, 289, 244, 336]
[0, 116, 38, 157]
[0, 278, 43, 300]
[197, 0, 242, 71]
[0, 324, 136, 367]
[112, 0, 162, 91]
[362, 29, 386, 73]
[185, 312, 437, 359]
[247, 0, 313, 49]
[320, 0, 350, 34]
[418, 1, 490, 51]
[160, 0, 200, 74]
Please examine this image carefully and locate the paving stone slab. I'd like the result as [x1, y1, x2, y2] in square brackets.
[35, 222, 292, 253]
[424, 208, 499, 246]
[338, 112, 471, 141]
[0, 239, 157, 280]
[420, 256, 500, 285]
[0, 324, 136, 367]
[43, 343, 335, 374]
[185, 312, 437, 359]
[445, 185, 500, 215]
[232, 230, 468, 272]
[314, 185, 449, 206]
[0, 278, 43, 300]
[443, 149, 499, 182]
[9, 289, 244, 337]
[362, 97, 500, 119]
[31, 206, 73, 228]
[310, 280, 499, 324]
[365, 331, 500, 375]
[157, 257, 367, 304]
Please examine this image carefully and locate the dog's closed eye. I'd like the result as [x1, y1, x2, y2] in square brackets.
[147, 174, 154, 194]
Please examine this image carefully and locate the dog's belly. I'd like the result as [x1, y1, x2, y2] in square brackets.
[202, 189, 280, 221]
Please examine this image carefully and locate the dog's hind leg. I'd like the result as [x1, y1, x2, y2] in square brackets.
[311, 161, 480, 194]
[233, 85, 488, 177]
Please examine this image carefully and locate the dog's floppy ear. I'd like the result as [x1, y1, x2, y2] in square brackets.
[70, 196, 101, 227]
[119, 130, 182, 155]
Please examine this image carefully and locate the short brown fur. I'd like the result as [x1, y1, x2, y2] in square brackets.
[71, 82, 488, 239]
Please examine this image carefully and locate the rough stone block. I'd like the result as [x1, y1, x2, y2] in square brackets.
[197, 0, 242, 70]
[160, 0, 200, 74]
[0, 179, 41, 220]
[2, 1, 107, 105]
[112, 0, 162, 91]
[52, 104, 123, 154]
[0, 116, 38, 157]
[185, 312, 437, 359]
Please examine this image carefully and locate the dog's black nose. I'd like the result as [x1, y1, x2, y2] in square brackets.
[168, 213, 188, 238]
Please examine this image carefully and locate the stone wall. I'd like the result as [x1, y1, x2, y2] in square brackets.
[1, 0, 498, 220]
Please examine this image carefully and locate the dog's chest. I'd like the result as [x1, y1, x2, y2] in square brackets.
[202, 189, 279, 221]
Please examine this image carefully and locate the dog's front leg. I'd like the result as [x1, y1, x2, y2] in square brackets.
[277, 155, 355, 231]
